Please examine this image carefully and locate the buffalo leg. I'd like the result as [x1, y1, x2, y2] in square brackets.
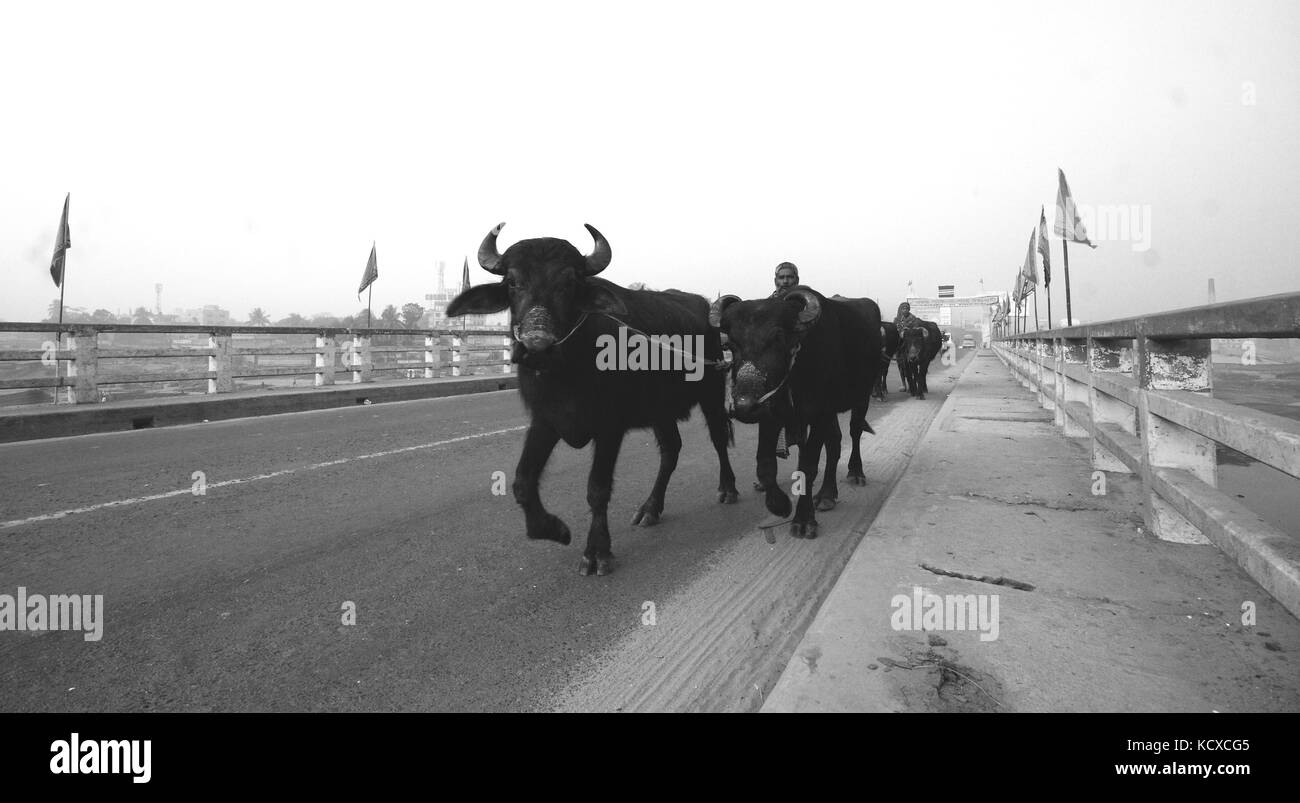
[846, 403, 869, 486]
[701, 381, 740, 504]
[632, 419, 680, 527]
[756, 417, 791, 518]
[514, 422, 569, 545]
[814, 413, 841, 511]
[579, 430, 624, 576]
[791, 414, 827, 539]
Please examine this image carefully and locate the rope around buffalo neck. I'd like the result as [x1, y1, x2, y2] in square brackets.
[509, 309, 733, 369]
[510, 312, 589, 347]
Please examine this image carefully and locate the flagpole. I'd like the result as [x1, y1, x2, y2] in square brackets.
[1062, 238, 1072, 326]
[367, 286, 373, 329]
[54, 269, 66, 405]
[1032, 289, 1040, 332]
[1046, 280, 1052, 330]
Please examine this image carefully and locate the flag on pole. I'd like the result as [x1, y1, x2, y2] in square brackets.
[461, 256, 471, 294]
[1022, 227, 1039, 288]
[937, 284, 955, 298]
[1037, 206, 1052, 286]
[1053, 168, 1097, 248]
[357, 243, 378, 298]
[50, 193, 71, 287]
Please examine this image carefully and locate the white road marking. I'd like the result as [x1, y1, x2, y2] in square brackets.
[1, 425, 528, 531]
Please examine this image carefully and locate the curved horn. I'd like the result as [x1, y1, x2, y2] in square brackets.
[784, 286, 822, 333]
[478, 222, 507, 274]
[583, 223, 612, 275]
[709, 294, 741, 329]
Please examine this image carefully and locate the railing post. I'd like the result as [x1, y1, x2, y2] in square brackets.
[501, 335, 511, 373]
[451, 335, 462, 377]
[1059, 337, 1088, 437]
[1040, 338, 1057, 412]
[425, 334, 438, 379]
[315, 334, 335, 387]
[1088, 336, 1135, 472]
[358, 335, 372, 383]
[71, 330, 99, 404]
[209, 333, 233, 393]
[1136, 333, 1215, 544]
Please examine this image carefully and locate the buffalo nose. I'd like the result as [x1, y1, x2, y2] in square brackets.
[518, 329, 556, 352]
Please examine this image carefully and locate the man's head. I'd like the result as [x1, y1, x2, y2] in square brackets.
[774, 262, 799, 294]
[898, 301, 911, 316]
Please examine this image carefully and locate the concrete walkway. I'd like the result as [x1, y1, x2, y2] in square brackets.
[762, 349, 1300, 712]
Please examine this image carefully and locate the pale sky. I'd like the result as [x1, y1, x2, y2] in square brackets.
[2, 0, 1297, 326]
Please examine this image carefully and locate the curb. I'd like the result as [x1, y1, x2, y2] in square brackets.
[0, 375, 519, 444]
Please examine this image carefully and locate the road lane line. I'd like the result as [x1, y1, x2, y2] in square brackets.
[1, 425, 527, 531]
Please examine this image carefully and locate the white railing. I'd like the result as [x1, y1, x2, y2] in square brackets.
[0, 323, 514, 404]
[994, 292, 1300, 618]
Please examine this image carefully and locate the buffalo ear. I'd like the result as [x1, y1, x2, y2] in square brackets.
[575, 281, 628, 317]
[447, 283, 509, 317]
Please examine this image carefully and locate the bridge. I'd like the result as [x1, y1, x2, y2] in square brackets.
[0, 296, 1297, 712]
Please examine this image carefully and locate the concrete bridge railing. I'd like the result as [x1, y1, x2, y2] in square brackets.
[993, 292, 1300, 618]
[0, 323, 514, 405]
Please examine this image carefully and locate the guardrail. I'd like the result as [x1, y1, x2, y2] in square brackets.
[993, 291, 1300, 618]
[0, 322, 514, 405]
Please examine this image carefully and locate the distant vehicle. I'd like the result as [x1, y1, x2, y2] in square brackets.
[961, 335, 975, 349]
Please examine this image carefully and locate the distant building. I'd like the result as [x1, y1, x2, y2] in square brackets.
[423, 260, 508, 331]
[905, 292, 1001, 343]
[169, 305, 232, 326]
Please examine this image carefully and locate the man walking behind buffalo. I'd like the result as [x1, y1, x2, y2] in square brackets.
[769, 262, 801, 458]
[771, 262, 799, 299]
[895, 301, 921, 331]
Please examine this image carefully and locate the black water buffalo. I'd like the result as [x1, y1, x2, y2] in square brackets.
[446, 223, 739, 576]
[897, 319, 943, 400]
[875, 321, 901, 401]
[710, 287, 882, 539]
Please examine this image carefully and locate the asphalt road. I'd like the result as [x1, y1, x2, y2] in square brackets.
[0, 358, 963, 712]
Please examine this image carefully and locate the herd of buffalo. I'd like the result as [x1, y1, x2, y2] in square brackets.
[447, 224, 946, 575]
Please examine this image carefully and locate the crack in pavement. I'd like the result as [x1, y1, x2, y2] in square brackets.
[919, 563, 1036, 591]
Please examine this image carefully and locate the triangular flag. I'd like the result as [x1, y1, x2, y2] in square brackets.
[461, 256, 471, 294]
[1022, 227, 1039, 287]
[50, 193, 71, 287]
[1054, 168, 1097, 248]
[1037, 206, 1052, 286]
[357, 244, 378, 298]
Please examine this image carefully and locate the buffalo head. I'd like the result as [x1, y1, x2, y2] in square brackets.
[708, 286, 821, 423]
[899, 325, 930, 364]
[446, 223, 626, 366]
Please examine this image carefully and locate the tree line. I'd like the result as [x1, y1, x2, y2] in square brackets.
[43, 301, 432, 329]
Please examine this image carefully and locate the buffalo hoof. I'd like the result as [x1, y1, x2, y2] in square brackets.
[631, 503, 661, 527]
[528, 513, 571, 545]
[578, 554, 614, 576]
[765, 487, 792, 518]
[717, 489, 740, 504]
[790, 519, 819, 539]
[845, 471, 867, 486]
[916, 394, 926, 401]
[815, 494, 837, 512]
